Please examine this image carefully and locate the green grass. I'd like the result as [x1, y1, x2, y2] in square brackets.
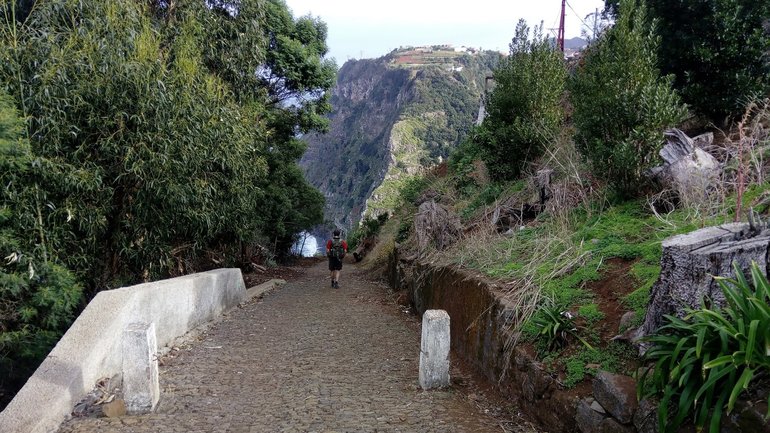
[578, 303, 605, 325]
[454, 184, 763, 371]
[559, 341, 638, 388]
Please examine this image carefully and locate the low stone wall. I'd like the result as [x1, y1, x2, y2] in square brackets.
[391, 257, 577, 432]
[0, 268, 246, 433]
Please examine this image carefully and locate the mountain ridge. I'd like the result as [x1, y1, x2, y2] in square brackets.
[300, 47, 499, 231]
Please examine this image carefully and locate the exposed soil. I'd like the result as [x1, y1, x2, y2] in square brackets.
[584, 257, 639, 341]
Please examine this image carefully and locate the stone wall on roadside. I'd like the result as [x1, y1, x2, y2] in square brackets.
[0, 269, 246, 433]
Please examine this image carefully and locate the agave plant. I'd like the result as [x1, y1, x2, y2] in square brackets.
[533, 300, 593, 351]
[640, 261, 770, 433]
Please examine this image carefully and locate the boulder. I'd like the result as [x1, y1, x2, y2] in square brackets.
[600, 417, 636, 433]
[633, 398, 660, 433]
[576, 398, 606, 433]
[593, 371, 638, 424]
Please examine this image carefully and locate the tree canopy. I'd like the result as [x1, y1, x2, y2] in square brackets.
[606, 0, 770, 122]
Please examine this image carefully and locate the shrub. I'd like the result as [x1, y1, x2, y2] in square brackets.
[348, 213, 389, 250]
[473, 19, 567, 181]
[647, 0, 770, 123]
[640, 262, 770, 433]
[570, 0, 687, 197]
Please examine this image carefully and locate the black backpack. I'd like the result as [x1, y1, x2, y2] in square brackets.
[329, 238, 345, 259]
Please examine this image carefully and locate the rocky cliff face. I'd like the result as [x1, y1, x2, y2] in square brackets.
[300, 49, 499, 230]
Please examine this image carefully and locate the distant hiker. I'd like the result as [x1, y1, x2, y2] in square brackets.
[326, 229, 348, 289]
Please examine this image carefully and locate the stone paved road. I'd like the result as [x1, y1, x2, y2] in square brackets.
[58, 262, 517, 433]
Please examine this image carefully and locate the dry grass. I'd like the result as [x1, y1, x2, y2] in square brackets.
[729, 99, 770, 220]
[439, 133, 599, 353]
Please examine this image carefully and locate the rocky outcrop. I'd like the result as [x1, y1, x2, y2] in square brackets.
[300, 52, 498, 229]
[300, 59, 414, 228]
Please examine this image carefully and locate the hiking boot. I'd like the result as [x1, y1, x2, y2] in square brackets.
[333, 281, 339, 289]
[330, 280, 334, 288]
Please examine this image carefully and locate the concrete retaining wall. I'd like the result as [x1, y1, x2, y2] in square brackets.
[0, 268, 245, 433]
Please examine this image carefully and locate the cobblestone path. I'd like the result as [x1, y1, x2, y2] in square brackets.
[58, 262, 512, 433]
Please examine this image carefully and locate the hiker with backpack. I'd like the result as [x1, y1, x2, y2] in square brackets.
[326, 229, 348, 289]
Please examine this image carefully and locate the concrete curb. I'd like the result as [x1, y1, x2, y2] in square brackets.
[0, 268, 245, 433]
[245, 278, 286, 301]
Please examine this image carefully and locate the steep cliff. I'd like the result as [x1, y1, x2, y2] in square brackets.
[300, 48, 499, 230]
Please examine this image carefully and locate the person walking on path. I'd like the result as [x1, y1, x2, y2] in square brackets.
[326, 229, 348, 289]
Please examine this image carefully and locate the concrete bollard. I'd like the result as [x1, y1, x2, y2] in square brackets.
[123, 322, 159, 414]
[419, 309, 450, 390]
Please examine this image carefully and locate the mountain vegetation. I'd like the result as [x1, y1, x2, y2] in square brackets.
[606, 0, 770, 123]
[0, 0, 332, 409]
[300, 47, 499, 230]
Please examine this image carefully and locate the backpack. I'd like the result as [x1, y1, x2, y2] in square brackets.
[329, 238, 345, 259]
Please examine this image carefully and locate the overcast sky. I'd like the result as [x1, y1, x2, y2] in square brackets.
[283, 0, 607, 64]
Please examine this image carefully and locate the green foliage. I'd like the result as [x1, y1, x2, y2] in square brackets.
[398, 176, 429, 206]
[562, 341, 637, 387]
[0, 88, 83, 406]
[0, 0, 330, 284]
[461, 183, 504, 220]
[473, 20, 567, 180]
[563, 348, 606, 388]
[448, 134, 486, 193]
[647, 0, 770, 122]
[578, 303, 605, 325]
[570, 0, 687, 197]
[532, 300, 593, 352]
[0, 0, 332, 406]
[348, 213, 389, 251]
[640, 262, 770, 433]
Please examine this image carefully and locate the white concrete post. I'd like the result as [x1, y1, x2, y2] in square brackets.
[123, 322, 159, 414]
[419, 309, 450, 390]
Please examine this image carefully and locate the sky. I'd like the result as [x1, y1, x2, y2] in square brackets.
[283, 0, 607, 64]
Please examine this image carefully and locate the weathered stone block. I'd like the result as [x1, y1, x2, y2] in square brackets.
[419, 310, 450, 390]
[123, 322, 159, 414]
[593, 371, 638, 424]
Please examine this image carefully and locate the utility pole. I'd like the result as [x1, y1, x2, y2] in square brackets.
[557, 0, 566, 52]
[593, 7, 599, 40]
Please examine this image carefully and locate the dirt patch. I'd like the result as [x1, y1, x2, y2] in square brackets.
[584, 258, 638, 341]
